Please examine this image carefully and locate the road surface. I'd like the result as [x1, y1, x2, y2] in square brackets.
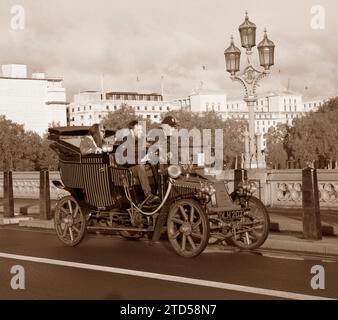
[0, 227, 337, 300]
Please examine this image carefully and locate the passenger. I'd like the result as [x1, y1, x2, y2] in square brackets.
[127, 120, 160, 206]
[80, 123, 106, 155]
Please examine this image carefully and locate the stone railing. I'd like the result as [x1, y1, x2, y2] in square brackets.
[222, 169, 338, 209]
[1, 169, 338, 209]
[0, 171, 69, 200]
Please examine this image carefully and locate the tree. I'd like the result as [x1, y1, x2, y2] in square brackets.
[163, 110, 245, 168]
[264, 123, 289, 169]
[102, 104, 147, 130]
[286, 97, 338, 168]
[0, 116, 26, 170]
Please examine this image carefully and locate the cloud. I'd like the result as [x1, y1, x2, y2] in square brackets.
[0, 0, 336, 100]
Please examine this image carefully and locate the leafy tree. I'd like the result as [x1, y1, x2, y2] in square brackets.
[281, 97, 338, 169]
[264, 123, 289, 169]
[163, 110, 245, 168]
[102, 104, 146, 130]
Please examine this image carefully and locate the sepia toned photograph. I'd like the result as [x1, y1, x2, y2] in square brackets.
[0, 0, 337, 310]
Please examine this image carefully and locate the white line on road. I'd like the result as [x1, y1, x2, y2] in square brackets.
[0, 252, 334, 300]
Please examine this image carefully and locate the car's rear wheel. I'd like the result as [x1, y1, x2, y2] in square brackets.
[167, 199, 209, 258]
[54, 196, 87, 246]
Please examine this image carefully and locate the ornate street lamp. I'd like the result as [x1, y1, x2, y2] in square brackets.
[258, 29, 275, 70]
[238, 12, 257, 54]
[224, 36, 241, 76]
[224, 13, 275, 169]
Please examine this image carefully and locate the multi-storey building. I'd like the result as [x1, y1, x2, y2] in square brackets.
[172, 90, 330, 151]
[69, 87, 331, 152]
[0, 64, 68, 135]
[68, 91, 179, 126]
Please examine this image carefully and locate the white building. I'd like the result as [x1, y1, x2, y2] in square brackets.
[0, 64, 68, 135]
[69, 91, 180, 126]
[173, 90, 227, 113]
[69, 86, 331, 152]
[172, 89, 330, 151]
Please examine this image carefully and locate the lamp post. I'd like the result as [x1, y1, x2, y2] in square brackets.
[224, 12, 275, 169]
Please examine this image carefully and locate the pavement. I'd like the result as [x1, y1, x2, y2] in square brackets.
[0, 198, 338, 257]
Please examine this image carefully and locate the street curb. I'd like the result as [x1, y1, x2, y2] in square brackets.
[19, 219, 54, 229]
[269, 220, 337, 236]
[262, 235, 338, 256]
[0, 216, 33, 225]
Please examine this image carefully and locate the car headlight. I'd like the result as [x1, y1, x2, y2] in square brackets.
[168, 165, 182, 179]
[249, 181, 257, 193]
[238, 180, 257, 194]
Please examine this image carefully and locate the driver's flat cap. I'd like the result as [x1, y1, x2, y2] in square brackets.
[161, 116, 178, 127]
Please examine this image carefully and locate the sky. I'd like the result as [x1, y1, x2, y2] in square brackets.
[0, 0, 337, 101]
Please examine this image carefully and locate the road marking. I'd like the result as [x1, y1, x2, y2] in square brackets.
[0, 252, 335, 300]
[261, 254, 305, 261]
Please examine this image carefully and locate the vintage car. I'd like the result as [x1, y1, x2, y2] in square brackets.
[48, 126, 270, 258]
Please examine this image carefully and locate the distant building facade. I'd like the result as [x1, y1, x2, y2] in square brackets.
[68, 91, 179, 126]
[69, 87, 331, 152]
[0, 64, 68, 135]
[172, 90, 330, 151]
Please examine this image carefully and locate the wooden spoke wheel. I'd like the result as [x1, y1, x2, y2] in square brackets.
[54, 196, 87, 246]
[167, 199, 209, 258]
[230, 197, 270, 250]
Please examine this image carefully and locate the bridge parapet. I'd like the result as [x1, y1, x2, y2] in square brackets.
[0, 171, 69, 200]
[0, 170, 337, 209]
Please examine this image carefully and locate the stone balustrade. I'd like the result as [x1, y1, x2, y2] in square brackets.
[222, 169, 338, 209]
[0, 171, 69, 200]
[0, 169, 338, 209]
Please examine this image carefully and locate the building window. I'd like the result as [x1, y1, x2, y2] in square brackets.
[167, 106, 170, 111]
[106, 105, 109, 110]
[98, 115, 102, 119]
[114, 106, 117, 110]
[137, 106, 140, 110]
[78, 107, 80, 111]
[145, 106, 148, 111]
[159, 106, 162, 111]
[147, 115, 151, 119]
[152, 106, 155, 111]
[72, 108, 74, 112]
[89, 115, 92, 119]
